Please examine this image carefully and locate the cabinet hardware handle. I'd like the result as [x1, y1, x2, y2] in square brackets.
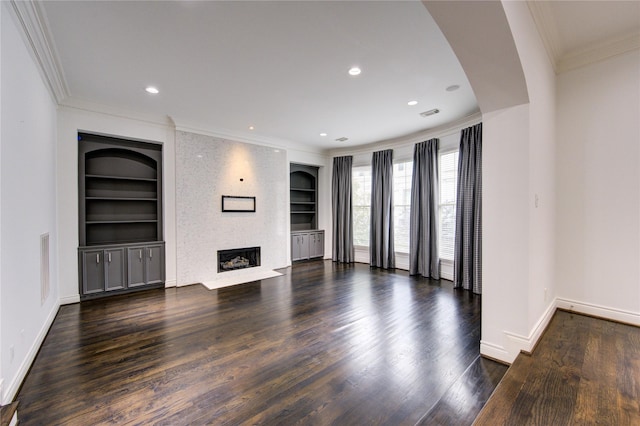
[139, 250, 142, 260]
[108, 252, 111, 263]
[96, 253, 100, 264]
[149, 249, 153, 259]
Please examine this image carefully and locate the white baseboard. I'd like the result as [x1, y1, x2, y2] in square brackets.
[2, 301, 59, 405]
[164, 279, 177, 288]
[59, 294, 80, 305]
[479, 340, 511, 363]
[556, 297, 640, 326]
[480, 298, 557, 364]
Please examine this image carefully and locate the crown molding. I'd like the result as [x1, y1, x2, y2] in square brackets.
[59, 97, 175, 129]
[527, 0, 562, 73]
[173, 118, 328, 157]
[558, 31, 640, 74]
[9, 0, 69, 103]
[328, 111, 482, 158]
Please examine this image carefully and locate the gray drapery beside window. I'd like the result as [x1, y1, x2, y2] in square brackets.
[454, 123, 482, 293]
[332, 155, 355, 263]
[409, 139, 440, 279]
[370, 149, 395, 269]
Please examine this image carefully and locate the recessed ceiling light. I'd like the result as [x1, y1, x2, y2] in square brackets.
[249, 126, 255, 130]
[407, 100, 418, 106]
[446, 85, 460, 92]
[335, 137, 349, 142]
[348, 67, 361, 76]
[145, 86, 159, 94]
[320, 133, 328, 137]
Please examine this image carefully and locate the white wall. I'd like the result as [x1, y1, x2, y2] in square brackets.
[556, 49, 640, 323]
[1, 4, 59, 403]
[175, 130, 288, 285]
[57, 107, 177, 303]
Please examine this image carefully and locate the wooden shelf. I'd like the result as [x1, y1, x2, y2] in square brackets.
[86, 174, 157, 182]
[86, 197, 158, 201]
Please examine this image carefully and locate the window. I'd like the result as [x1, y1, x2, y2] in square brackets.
[352, 166, 371, 247]
[393, 161, 413, 253]
[439, 151, 459, 261]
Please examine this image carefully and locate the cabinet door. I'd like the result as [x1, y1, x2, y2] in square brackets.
[82, 250, 105, 294]
[310, 232, 324, 258]
[105, 248, 126, 291]
[299, 233, 310, 260]
[146, 245, 164, 285]
[127, 247, 146, 288]
[291, 235, 301, 261]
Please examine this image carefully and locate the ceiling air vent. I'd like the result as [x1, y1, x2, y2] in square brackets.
[419, 108, 440, 117]
[335, 137, 349, 142]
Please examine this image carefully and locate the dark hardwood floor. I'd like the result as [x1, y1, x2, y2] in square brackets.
[15, 260, 506, 425]
[475, 310, 640, 425]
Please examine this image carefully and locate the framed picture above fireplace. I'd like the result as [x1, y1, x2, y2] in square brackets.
[221, 195, 256, 212]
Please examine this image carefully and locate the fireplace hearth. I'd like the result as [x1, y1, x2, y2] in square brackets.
[218, 247, 260, 272]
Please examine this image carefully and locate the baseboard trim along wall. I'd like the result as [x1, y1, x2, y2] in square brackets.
[2, 301, 59, 405]
[59, 295, 80, 305]
[556, 297, 640, 327]
[165, 279, 177, 288]
[481, 298, 557, 364]
[481, 296, 640, 364]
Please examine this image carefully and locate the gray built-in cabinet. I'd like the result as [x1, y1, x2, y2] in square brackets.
[290, 164, 324, 261]
[291, 230, 324, 262]
[78, 133, 165, 299]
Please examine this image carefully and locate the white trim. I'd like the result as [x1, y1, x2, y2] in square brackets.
[556, 297, 640, 326]
[395, 252, 409, 271]
[164, 279, 177, 288]
[440, 259, 453, 282]
[558, 32, 640, 74]
[329, 113, 481, 158]
[9, 411, 18, 426]
[8, 0, 69, 103]
[479, 340, 511, 363]
[2, 301, 59, 405]
[481, 298, 557, 364]
[354, 246, 368, 264]
[526, 0, 561, 72]
[174, 120, 326, 157]
[59, 295, 80, 305]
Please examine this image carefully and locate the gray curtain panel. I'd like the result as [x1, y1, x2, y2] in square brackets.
[409, 139, 440, 279]
[369, 149, 395, 269]
[332, 155, 355, 263]
[454, 123, 482, 294]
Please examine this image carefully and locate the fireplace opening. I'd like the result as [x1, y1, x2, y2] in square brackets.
[218, 247, 260, 273]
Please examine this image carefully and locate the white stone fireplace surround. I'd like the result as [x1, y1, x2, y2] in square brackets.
[175, 130, 288, 288]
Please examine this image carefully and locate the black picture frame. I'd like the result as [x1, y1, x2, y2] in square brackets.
[221, 195, 256, 212]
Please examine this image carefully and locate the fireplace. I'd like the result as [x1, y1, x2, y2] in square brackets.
[218, 247, 260, 273]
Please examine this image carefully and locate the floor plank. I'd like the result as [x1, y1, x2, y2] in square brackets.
[475, 310, 640, 426]
[15, 261, 503, 425]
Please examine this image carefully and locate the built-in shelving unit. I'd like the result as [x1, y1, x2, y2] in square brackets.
[78, 133, 165, 299]
[290, 163, 323, 261]
[290, 164, 318, 231]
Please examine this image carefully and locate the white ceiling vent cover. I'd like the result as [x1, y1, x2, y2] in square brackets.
[420, 108, 440, 117]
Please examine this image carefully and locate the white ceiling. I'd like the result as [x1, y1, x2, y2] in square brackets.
[40, 0, 478, 149]
[35, 0, 640, 150]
